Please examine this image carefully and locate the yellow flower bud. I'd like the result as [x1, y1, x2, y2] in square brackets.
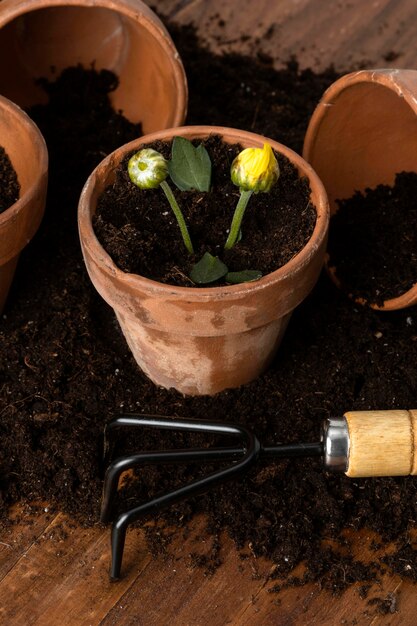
[128, 149, 168, 189]
[230, 143, 279, 193]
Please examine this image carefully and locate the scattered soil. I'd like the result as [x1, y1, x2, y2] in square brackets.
[0, 146, 20, 214]
[0, 22, 417, 599]
[0, 65, 143, 527]
[93, 136, 315, 286]
[368, 591, 399, 615]
[170, 22, 339, 155]
[327, 172, 417, 305]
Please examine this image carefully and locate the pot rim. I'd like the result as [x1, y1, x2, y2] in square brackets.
[304, 68, 417, 153]
[78, 124, 329, 301]
[0, 94, 48, 229]
[0, 0, 188, 129]
[303, 68, 417, 311]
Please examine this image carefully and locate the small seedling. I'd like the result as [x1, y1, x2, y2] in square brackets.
[226, 142, 279, 249]
[127, 138, 280, 285]
[128, 148, 194, 254]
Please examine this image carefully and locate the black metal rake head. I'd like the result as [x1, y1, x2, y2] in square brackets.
[100, 414, 323, 580]
[101, 408, 417, 579]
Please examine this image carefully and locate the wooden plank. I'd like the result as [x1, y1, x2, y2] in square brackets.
[159, 0, 417, 72]
[236, 586, 320, 626]
[232, 529, 417, 625]
[0, 503, 52, 580]
[0, 513, 152, 626]
[101, 516, 277, 626]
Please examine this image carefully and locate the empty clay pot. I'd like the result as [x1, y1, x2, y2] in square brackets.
[0, 95, 48, 313]
[303, 69, 417, 310]
[78, 125, 329, 396]
[0, 0, 187, 132]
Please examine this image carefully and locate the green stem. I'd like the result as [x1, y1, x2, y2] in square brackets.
[160, 180, 194, 255]
[224, 189, 253, 250]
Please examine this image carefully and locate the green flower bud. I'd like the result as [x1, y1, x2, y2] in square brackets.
[231, 143, 279, 193]
[128, 149, 168, 189]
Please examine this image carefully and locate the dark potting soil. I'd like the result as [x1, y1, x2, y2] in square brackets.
[327, 172, 417, 306]
[170, 23, 340, 155]
[93, 137, 316, 286]
[0, 22, 416, 599]
[0, 146, 20, 214]
[29, 65, 143, 211]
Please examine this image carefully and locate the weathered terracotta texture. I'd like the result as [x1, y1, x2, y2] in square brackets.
[0, 95, 48, 313]
[0, 0, 187, 132]
[78, 126, 329, 396]
[303, 69, 417, 310]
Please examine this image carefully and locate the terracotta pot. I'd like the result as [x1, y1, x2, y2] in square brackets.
[78, 126, 329, 396]
[0, 0, 187, 133]
[303, 69, 417, 310]
[0, 95, 48, 313]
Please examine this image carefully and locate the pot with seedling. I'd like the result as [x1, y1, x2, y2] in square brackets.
[78, 126, 329, 396]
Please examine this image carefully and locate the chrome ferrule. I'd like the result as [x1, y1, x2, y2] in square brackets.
[322, 417, 349, 472]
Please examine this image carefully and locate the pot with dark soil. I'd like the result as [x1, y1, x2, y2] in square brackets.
[0, 0, 187, 132]
[303, 68, 417, 310]
[78, 125, 329, 396]
[326, 171, 417, 308]
[0, 94, 48, 313]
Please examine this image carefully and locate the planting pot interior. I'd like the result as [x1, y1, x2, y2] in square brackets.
[303, 69, 417, 310]
[0, 0, 187, 133]
[0, 95, 48, 313]
[79, 125, 329, 395]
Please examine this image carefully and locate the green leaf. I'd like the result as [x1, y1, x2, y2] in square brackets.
[225, 270, 263, 284]
[190, 252, 228, 284]
[168, 137, 212, 192]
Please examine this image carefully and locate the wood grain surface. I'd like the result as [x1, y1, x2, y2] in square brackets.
[156, 0, 417, 73]
[2, 1, 417, 624]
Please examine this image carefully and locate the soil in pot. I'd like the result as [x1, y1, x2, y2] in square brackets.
[28, 65, 143, 212]
[93, 136, 316, 286]
[0, 21, 416, 598]
[327, 171, 417, 306]
[0, 146, 20, 213]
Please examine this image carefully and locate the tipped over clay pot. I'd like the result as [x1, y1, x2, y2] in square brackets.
[303, 69, 417, 310]
[78, 126, 329, 396]
[0, 95, 48, 313]
[0, 0, 187, 132]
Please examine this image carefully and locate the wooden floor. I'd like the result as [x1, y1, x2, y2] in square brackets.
[0, 503, 414, 625]
[2, 1, 417, 624]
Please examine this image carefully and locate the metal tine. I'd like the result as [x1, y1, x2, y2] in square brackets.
[101, 446, 244, 523]
[103, 414, 323, 470]
[102, 414, 324, 579]
[105, 416, 261, 580]
[102, 415, 251, 524]
[102, 414, 249, 469]
[101, 415, 324, 523]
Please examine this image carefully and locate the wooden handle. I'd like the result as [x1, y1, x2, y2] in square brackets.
[344, 410, 417, 477]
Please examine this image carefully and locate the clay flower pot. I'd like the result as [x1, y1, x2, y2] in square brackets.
[303, 69, 417, 310]
[0, 0, 187, 132]
[78, 126, 329, 396]
[0, 95, 48, 313]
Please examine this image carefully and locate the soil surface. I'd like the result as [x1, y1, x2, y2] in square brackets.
[172, 23, 339, 155]
[0, 22, 417, 597]
[0, 146, 20, 214]
[93, 137, 315, 286]
[328, 172, 417, 305]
